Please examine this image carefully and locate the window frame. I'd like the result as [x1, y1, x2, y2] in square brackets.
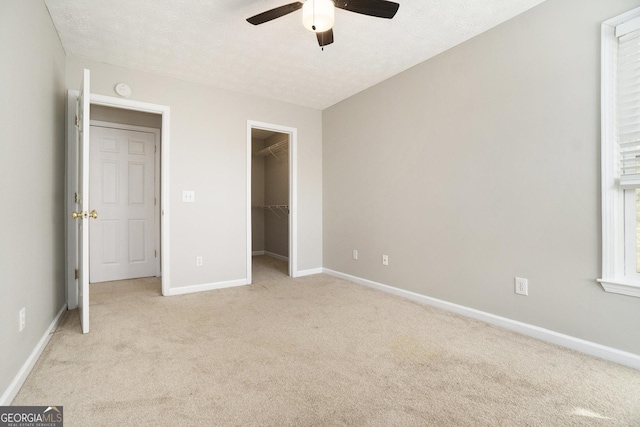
[598, 7, 640, 298]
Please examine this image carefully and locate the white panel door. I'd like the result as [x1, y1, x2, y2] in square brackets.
[89, 126, 157, 283]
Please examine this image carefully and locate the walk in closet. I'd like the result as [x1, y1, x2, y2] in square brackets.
[251, 129, 290, 272]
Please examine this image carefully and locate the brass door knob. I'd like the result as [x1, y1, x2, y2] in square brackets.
[89, 210, 98, 219]
[71, 211, 83, 219]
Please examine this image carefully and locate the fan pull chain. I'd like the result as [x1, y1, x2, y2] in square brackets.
[312, 0, 316, 30]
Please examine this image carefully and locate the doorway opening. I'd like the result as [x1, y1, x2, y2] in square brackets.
[66, 90, 171, 315]
[247, 121, 297, 283]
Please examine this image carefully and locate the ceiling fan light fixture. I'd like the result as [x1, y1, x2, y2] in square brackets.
[302, 0, 335, 33]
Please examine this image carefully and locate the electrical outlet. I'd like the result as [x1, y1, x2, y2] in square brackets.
[352, 249, 358, 260]
[382, 254, 389, 266]
[19, 308, 26, 332]
[515, 277, 528, 296]
[196, 256, 203, 267]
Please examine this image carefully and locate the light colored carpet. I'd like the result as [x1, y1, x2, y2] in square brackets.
[13, 256, 640, 426]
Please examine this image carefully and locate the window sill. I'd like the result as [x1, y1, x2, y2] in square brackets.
[597, 279, 640, 298]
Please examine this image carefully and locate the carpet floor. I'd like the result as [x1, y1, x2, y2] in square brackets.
[12, 256, 640, 426]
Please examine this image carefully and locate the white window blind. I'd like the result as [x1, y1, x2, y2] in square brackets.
[617, 17, 640, 185]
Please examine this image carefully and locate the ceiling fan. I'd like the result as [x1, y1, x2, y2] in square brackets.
[246, 0, 400, 48]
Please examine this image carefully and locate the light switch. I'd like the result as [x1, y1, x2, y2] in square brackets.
[182, 191, 195, 203]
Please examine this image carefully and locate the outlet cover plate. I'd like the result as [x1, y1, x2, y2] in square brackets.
[515, 277, 528, 296]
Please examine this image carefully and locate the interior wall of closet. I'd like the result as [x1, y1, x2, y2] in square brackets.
[251, 130, 289, 264]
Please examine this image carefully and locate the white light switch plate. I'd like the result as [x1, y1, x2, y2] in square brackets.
[182, 190, 195, 203]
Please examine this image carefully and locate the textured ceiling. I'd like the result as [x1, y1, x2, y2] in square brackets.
[44, 0, 546, 110]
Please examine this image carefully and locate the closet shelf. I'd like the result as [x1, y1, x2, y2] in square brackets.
[254, 140, 288, 160]
[253, 205, 289, 218]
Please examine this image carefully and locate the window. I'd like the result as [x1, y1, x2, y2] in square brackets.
[599, 7, 640, 297]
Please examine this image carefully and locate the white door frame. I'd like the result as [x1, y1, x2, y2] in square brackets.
[66, 91, 171, 306]
[246, 120, 298, 282]
[89, 120, 162, 280]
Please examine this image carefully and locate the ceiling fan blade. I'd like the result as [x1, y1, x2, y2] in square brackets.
[316, 28, 334, 47]
[334, 0, 399, 19]
[246, 2, 303, 25]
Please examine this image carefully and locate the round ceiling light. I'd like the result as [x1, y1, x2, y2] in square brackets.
[302, 0, 335, 33]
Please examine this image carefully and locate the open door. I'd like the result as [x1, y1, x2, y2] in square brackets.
[70, 69, 91, 334]
[67, 81, 170, 305]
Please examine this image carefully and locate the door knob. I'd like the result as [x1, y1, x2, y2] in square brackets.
[71, 211, 83, 219]
[89, 210, 98, 219]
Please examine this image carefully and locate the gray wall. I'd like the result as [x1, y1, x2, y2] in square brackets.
[0, 0, 67, 398]
[323, 0, 640, 355]
[66, 55, 323, 288]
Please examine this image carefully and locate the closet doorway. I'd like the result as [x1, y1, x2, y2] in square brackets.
[66, 87, 171, 322]
[247, 121, 297, 282]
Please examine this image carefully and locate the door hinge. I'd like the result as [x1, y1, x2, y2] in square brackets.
[75, 115, 79, 127]
[154, 197, 157, 205]
[74, 269, 79, 280]
[74, 192, 79, 203]
[154, 250, 157, 258]
[155, 145, 157, 153]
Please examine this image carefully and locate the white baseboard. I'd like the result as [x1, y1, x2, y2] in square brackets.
[252, 251, 289, 262]
[1, 304, 67, 405]
[264, 251, 288, 262]
[323, 269, 640, 370]
[295, 268, 323, 277]
[167, 278, 248, 296]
